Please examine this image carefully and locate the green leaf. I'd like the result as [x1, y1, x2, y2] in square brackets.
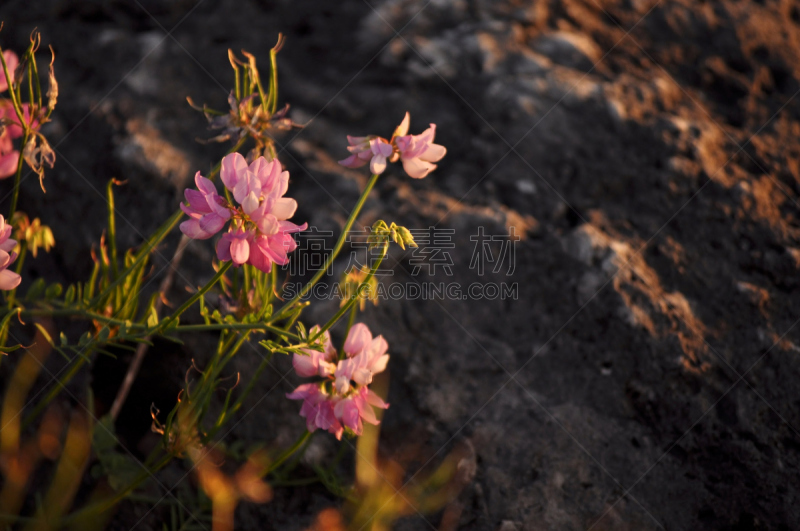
[45, 282, 63, 299]
[147, 306, 159, 328]
[64, 284, 75, 305]
[78, 331, 92, 347]
[25, 278, 46, 301]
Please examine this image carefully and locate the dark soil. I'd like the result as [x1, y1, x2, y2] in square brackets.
[1, 0, 800, 529]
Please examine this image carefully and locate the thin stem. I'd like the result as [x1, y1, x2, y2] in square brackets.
[5, 240, 27, 308]
[175, 322, 300, 340]
[311, 242, 387, 342]
[344, 301, 358, 340]
[272, 172, 381, 323]
[21, 308, 146, 328]
[8, 130, 28, 219]
[0, 46, 26, 126]
[155, 261, 232, 334]
[269, 430, 312, 474]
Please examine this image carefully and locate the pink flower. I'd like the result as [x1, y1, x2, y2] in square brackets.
[246, 217, 307, 273]
[334, 387, 387, 435]
[0, 127, 19, 179]
[286, 384, 342, 436]
[338, 112, 446, 178]
[180, 153, 307, 273]
[0, 102, 36, 180]
[393, 112, 446, 179]
[179, 172, 232, 239]
[292, 326, 337, 378]
[0, 50, 18, 93]
[220, 153, 297, 221]
[0, 215, 21, 290]
[336, 323, 390, 390]
[287, 322, 390, 439]
[339, 136, 394, 175]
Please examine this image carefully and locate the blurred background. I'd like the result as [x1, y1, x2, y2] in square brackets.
[1, 0, 799, 529]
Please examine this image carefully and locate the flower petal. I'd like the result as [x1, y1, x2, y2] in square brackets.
[420, 143, 447, 162]
[216, 233, 233, 261]
[230, 235, 250, 264]
[0, 151, 20, 179]
[272, 197, 297, 220]
[180, 219, 212, 240]
[402, 157, 436, 179]
[370, 154, 387, 175]
[344, 323, 372, 356]
[198, 213, 227, 235]
[339, 154, 368, 168]
[393, 112, 410, 138]
[0, 269, 21, 291]
[247, 238, 273, 273]
[242, 191, 260, 216]
[220, 152, 247, 192]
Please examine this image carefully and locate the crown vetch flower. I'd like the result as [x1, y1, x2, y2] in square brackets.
[339, 136, 394, 175]
[393, 113, 446, 179]
[338, 112, 446, 179]
[0, 215, 21, 290]
[0, 50, 18, 93]
[286, 384, 342, 435]
[0, 102, 38, 179]
[286, 322, 390, 439]
[180, 153, 306, 273]
[220, 153, 298, 221]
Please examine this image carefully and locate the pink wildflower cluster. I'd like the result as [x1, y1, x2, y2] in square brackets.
[0, 215, 20, 290]
[287, 323, 389, 439]
[0, 50, 33, 179]
[339, 112, 446, 179]
[179, 152, 307, 273]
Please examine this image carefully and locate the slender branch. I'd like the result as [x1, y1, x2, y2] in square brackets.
[269, 430, 312, 473]
[311, 242, 387, 342]
[272, 172, 381, 323]
[109, 235, 191, 420]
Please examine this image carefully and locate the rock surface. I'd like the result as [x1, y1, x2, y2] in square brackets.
[1, 0, 800, 529]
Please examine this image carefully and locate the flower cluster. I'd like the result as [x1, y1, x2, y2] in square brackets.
[1, 50, 21, 179]
[179, 152, 307, 273]
[287, 323, 389, 439]
[0, 215, 21, 290]
[0, 49, 49, 181]
[339, 112, 446, 179]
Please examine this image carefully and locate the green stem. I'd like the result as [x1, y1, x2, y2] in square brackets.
[269, 430, 312, 474]
[8, 130, 28, 219]
[344, 301, 358, 340]
[155, 261, 232, 334]
[0, 46, 26, 127]
[210, 350, 274, 434]
[106, 180, 119, 279]
[311, 242, 387, 342]
[175, 322, 299, 340]
[272, 172, 381, 323]
[5, 240, 27, 308]
[88, 209, 183, 308]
